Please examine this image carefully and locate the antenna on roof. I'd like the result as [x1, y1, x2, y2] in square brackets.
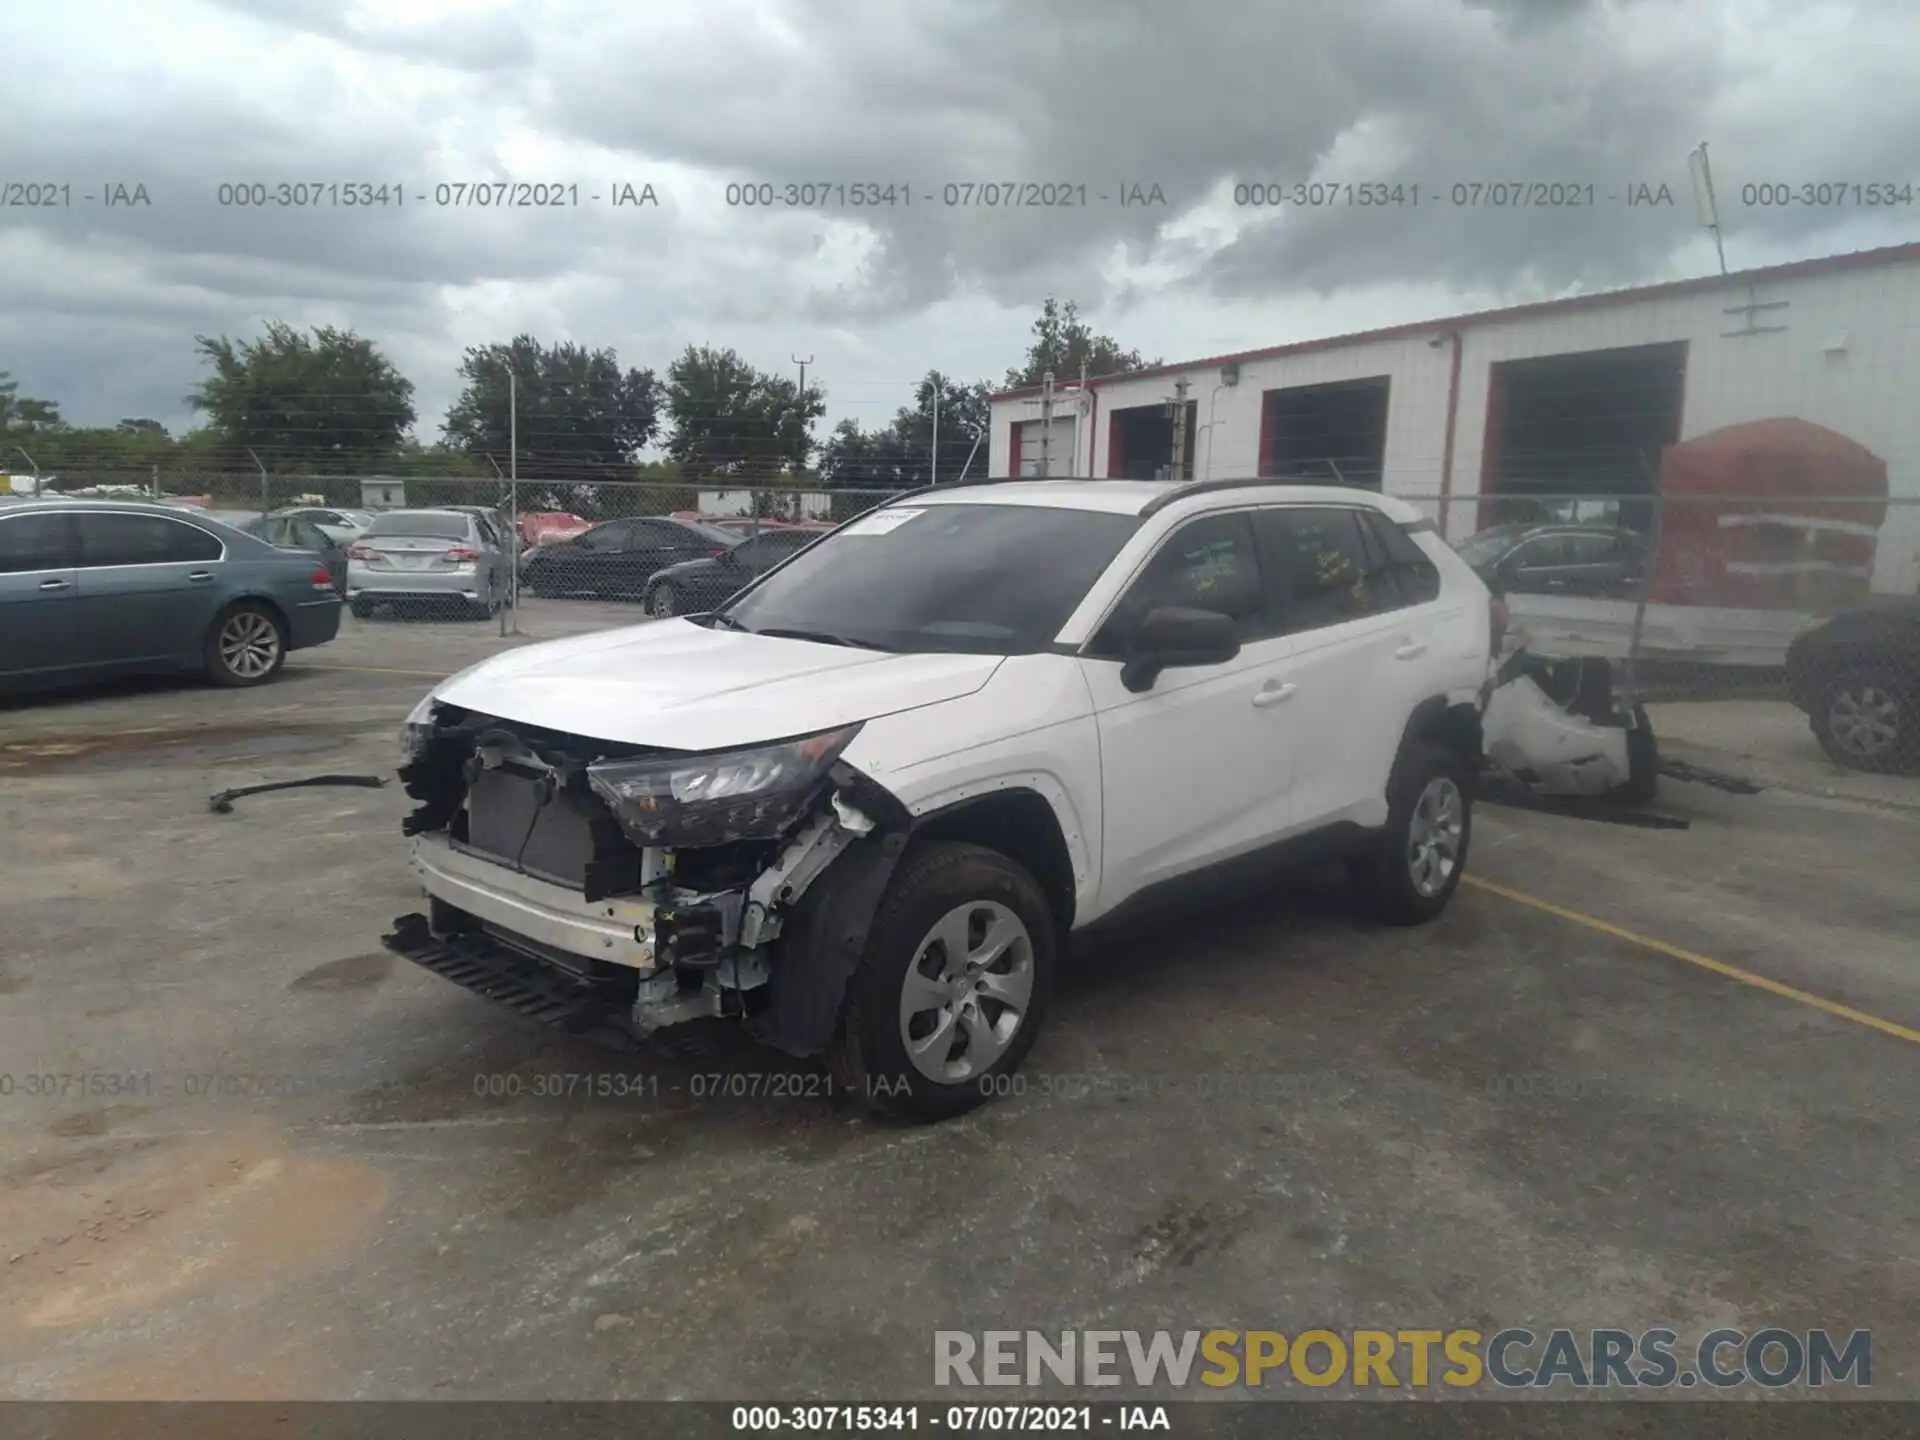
[1688, 142, 1728, 276]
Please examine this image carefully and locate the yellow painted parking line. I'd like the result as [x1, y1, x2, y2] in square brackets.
[1464, 874, 1920, 1048]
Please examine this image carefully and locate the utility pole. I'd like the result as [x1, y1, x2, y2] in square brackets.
[1039, 371, 1055, 478]
[507, 367, 520, 633]
[1073, 361, 1087, 477]
[929, 376, 941, 485]
[1169, 377, 1192, 482]
[247, 448, 268, 515]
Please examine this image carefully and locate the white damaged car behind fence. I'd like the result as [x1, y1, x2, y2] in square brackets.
[383, 477, 1498, 1120]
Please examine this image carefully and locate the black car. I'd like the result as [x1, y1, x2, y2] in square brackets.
[642, 527, 827, 617]
[518, 517, 740, 600]
[1784, 598, 1920, 774]
[1453, 523, 1649, 599]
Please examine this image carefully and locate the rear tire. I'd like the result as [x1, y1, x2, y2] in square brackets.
[349, 597, 374, 619]
[828, 842, 1056, 1122]
[1351, 741, 1473, 926]
[205, 601, 287, 688]
[648, 582, 678, 618]
[1810, 668, 1916, 774]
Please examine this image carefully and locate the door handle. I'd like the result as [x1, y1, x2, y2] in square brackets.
[38, 577, 71, 592]
[187, 571, 216, 584]
[1394, 639, 1428, 660]
[1251, 680, 1297, 708]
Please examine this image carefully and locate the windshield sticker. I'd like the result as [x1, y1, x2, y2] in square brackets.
[841, 507, 926, 536]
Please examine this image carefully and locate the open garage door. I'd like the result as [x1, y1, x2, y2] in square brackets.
[1106, 401, 1198, 480]
[1480, 341, 1687, 531]
[1258, 376, 1391, 489]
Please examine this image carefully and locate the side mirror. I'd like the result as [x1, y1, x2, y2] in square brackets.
[1119, 605, 1241, 693]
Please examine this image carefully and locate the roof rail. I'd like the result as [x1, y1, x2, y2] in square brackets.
[1137, 474, 1348, 517]
[880, 474, 1056, 504]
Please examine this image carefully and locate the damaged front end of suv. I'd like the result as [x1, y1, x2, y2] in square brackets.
[383, 700, 913, 1058]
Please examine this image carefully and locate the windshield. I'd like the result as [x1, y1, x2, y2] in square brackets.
[1454, 526, 1524, 566]
[365, 512, 469, 540]
[717, 502, 1141, 655]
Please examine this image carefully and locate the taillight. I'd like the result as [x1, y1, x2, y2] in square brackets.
[443, 547, 480, 563]
[347, 543, 372, 560]
[310, 567, 334, 590]
[710, 548, 729, 557]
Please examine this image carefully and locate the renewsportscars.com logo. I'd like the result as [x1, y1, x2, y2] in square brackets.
[933, 1328, 1871, 1391]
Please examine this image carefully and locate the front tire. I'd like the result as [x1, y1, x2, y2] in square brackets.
[829, 842, 1056, 1122]
[1810, 668, 1915, 773]
[1352, 742, 1473, 926]
[206, 602, 287, 688]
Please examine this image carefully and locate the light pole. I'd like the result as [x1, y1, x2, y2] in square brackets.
[12, 445, 39, 497]
[507, 366, 520, 633]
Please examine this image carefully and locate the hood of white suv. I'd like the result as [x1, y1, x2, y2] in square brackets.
[430, 618, 1005, 750]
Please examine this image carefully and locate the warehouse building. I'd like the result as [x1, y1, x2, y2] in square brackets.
[988, 241, 1920, 595]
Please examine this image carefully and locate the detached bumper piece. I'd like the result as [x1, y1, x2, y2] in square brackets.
[382, 912, 642, 1052]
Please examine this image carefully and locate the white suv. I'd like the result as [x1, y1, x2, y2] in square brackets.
[386, 479, 1497, 1119]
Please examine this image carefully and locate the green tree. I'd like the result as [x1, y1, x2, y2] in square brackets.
[1003, 298, 1156, 389]
[663, 346, 824, 489]
[442, 335, 658, 480]
[817, 371, 993, 503]
[0, 371, 63, 434]
[187, 321, 417, 471]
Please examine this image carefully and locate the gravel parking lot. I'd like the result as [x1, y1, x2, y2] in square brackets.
[1, 603, 1915, 1402]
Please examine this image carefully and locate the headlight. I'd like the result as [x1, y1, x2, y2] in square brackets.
[586, 724, 861, 847]
[401, 695, 437, 760]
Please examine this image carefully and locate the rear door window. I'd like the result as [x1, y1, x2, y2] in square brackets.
[78, 513, 223, 567]
[1255, 507, 1389, 633]
[1359, 511, 1442, 607]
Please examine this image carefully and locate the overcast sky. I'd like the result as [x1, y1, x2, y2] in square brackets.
[2, 0, 1915, 445]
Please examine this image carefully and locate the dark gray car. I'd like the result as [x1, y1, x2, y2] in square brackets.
[0, 500, 344, 694]
[1453, 523, 1648, 599]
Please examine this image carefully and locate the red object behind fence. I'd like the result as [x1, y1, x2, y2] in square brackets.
[1649, 417, 1888, 611]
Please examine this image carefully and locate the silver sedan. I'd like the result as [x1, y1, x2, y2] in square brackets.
[346, 509, 514, 619]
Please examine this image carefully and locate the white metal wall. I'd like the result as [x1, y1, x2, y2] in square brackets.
[988, 254, 1920, 591]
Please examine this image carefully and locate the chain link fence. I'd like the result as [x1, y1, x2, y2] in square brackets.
[36, 465, 1920, 778]
[1429, 489, 1919, 777]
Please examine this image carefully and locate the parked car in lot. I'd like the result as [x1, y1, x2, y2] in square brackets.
[643, 525, 826, 616]
[269, 505, 374, 546]
[517, 511, 592, 552]
[0, 499, 342, 693]
[204, 510, 348, 596]
[346, 509, 515, 620]
[518, 516, 740, 600]
[385, 477, 1496, 1120]
[1454, 522, 1648, 599]
[1784, 597, 1920, 773]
